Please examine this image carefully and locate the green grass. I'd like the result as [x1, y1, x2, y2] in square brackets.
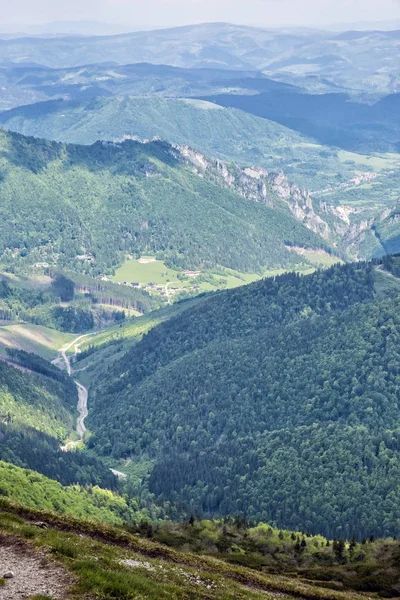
[111, 258, 316, 302]
[337, 150, 400, 171]
[112, 257, 174, 285]
[112, 258, 262, 298]
[289, 248, 343, 269]
[0, 323, 75, 360]
[0, 502, 378, 600]
[0, 461, 139, 525]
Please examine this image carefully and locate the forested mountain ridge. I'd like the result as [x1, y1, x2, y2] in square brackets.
[0, 128, 329, 276]
[199, 90, 400, 154]
[1, 125, 398, 279]
[0, 95, 334, 191]
[87, 259, 400, 538]
[2, 91, 398, 161]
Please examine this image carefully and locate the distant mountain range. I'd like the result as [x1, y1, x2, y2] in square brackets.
[0, 22, 398, 94]
[0, 61, 295, 111]
[0, 20, 135, 37]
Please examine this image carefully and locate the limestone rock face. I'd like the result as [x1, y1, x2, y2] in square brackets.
[173, 143, 399, 259]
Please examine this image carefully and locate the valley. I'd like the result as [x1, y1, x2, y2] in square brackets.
[1, 13, 400, 600]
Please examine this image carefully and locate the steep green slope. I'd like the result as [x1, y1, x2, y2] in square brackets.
[0, 502, 379, 600]
[88, 261, 400, 538]
[0, 355, 76, 438]
[0, 462, 141, 524]
[0, 128, 326, 275]
[0, 96, 354, 190]
[0, 357, 116, 488]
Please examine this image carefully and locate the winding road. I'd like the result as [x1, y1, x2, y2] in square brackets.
[57, 334, 129, 478]
[56, 334, 93, 451]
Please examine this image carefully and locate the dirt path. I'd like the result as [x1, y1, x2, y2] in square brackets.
[0, 537, 73, 599]
[376, 264, 400, 281]
[110, 468, 128, 480]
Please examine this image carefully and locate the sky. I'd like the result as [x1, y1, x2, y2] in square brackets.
[2, 0, 400, 31]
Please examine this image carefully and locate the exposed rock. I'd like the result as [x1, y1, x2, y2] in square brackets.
[176, 144, 348, 243]
[0, 539, 74, 599]
[173, 143, 400, 259]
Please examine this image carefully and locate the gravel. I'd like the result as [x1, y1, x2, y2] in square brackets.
[0, 537, 73, 599]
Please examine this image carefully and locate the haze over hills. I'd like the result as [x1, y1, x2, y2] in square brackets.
[0, 95, 357, 191]
[0, 20, 136, 37]
[0, 61, 296, 111]
[200, 90, 400, 154]
[1, 93, 399, 180]
[0, 22, 399, 93]
[2, 11, 400, 599]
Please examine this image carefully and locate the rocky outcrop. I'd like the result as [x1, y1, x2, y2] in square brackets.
[176, 144, 348, 245]
[172, 143, 400, 260]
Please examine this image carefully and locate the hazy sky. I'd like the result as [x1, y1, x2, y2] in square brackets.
[2, 0, 400, 29]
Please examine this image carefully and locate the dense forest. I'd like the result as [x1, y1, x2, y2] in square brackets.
[0, 95, 366, 192]
[0, 357, 118, 488]
[0, 272, 155, 331]
[0, 128, 328, 276]
[88, 261, 400, 538]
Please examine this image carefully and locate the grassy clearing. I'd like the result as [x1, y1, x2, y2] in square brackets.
[112, 257, 174, 285]
[0, 324, 75, 360]
[112, 257, 263, 298]
[111, 258, 316, 302]
[337, 150, 400, 171]
[288, 248, 342, 269]
[0, 502, 375, 600]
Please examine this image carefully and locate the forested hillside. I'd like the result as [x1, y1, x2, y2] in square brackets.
[2, 92, 399, 169]
[0, 95, 358, 191]
[0, 357, 117, 488]
[0, 461, 147, 525]
[0, 128, 325, 275]
[200, 90, 400, 154]
[88, 261, 400, 538]
[0, 271, 155, 332]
